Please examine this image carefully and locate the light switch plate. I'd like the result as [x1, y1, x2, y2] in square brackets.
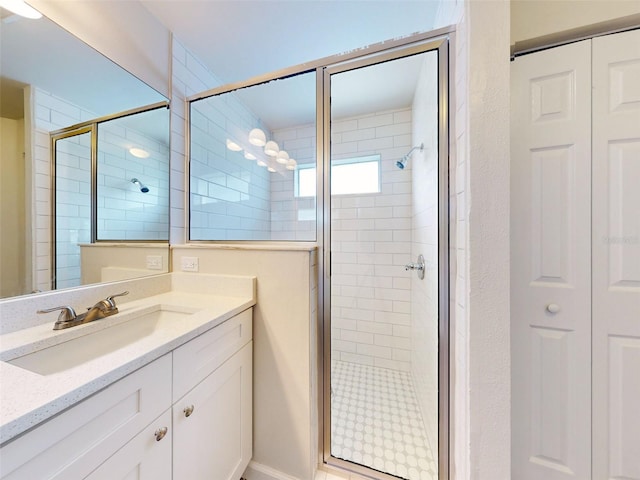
[146, 255, 163, 270]
[181, 256, 199, 272]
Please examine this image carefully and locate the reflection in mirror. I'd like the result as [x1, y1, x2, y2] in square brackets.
[97, 108, 170, 241]
[189, 71, 316, 241]
[0, 8, 170, 299]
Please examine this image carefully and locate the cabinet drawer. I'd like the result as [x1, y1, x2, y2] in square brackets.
[0, 354, 171, 480]
[173, 308, 252, 402]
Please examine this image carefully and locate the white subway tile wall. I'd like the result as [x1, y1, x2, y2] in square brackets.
[189, 94, 271, 240]
[32, 87, 169, 291]
[270, 124, 316, 241]
[97, 116, 169, 240]
[331, 107, 413, 372]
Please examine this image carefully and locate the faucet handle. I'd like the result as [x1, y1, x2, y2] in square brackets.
[37, 306, 77, 323]
[105, 291, 129, 308]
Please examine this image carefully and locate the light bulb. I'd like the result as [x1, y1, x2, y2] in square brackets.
[248, 128, 266, 147]
[276, 150, 290, 164]
[226, 139, 242, 152]
[286, 159, 297, 170]
[264, 141, 279, 157]
[129, 147, 150, 158]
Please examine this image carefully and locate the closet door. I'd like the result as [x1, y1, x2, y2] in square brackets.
[592, 29, 640, 480]
[511, 40, 592, 480]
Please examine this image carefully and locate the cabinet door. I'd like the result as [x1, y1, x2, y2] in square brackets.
[511, 40, 592, 480]
[86, 410, 172, 480]
[173, 342, 252, 480]
[592, 28, 640, 480]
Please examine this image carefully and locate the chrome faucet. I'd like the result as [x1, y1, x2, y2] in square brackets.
[38, 291, 129, 330]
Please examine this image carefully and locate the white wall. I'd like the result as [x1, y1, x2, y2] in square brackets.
[0, 117, 26, 297]
[29, 0, 171, 98]
[433, 1, 511, 478]
[467, 1, 512, 478]
[410, 52, 439, 455]
[511, 0, 640, 44]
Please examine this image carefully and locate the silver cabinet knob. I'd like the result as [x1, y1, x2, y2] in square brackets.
[546, 303, 561, 314]
[154, 426, 168, 442]
[183, 405, 194, 417]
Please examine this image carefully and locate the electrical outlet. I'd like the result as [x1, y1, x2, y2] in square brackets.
[146, 255, 163, 270]
[181, 256, 199, 272]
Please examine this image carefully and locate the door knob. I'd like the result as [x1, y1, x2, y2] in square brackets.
[546, 303, 560, 314]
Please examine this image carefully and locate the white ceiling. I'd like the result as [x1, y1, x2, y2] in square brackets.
[1, 1, 440, 131]
[142, 1, 439, 85]
[143, 0, 440, 129]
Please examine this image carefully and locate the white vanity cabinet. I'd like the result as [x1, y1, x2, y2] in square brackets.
[172, 308, 253, 480]
[0, 307, 253, 480]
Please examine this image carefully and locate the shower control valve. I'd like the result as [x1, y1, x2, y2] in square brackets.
[405, 254, 425, 280]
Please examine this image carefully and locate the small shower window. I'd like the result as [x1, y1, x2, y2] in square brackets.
[295, 154, 381, 197]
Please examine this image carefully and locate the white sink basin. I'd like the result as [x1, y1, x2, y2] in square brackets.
[9, 305, 200, 376]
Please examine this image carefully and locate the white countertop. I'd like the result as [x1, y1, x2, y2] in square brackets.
[0, 279, 255, 445]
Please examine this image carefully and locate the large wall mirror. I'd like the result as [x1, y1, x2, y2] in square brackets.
[0, 8, 170, 299]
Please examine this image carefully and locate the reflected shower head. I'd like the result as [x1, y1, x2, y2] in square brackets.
[396, 143, 424, 169]
[130, 178, 149, 193]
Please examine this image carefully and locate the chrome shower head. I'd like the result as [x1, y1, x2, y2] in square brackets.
[396, 143, 424, 169]
[130, 178, 149, 193]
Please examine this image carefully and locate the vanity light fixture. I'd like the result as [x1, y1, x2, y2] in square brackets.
[264, 141, 279, 157]
[226, 139, 243, 152]
[0, 0, 42, 19]
[248, 128, 266, 147]
[286, 159, 297, 170]
[276, 150, 290, 165]
[129, 147, 150, 158]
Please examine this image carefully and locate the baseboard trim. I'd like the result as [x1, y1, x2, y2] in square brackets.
[243, 461, 303, 480]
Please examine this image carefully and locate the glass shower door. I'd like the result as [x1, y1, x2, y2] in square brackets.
[53, 128, 93, 289]
[327, 48, 442, 480]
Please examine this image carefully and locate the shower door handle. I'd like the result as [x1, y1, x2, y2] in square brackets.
[405, 254, 425, 280]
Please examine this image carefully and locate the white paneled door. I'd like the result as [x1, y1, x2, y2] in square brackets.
[511, 39, 592, 480]
[592, 29, 640, 480]
[512, 29, 640, 480]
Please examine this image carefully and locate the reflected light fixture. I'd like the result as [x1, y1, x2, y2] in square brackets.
[129, 147, 150, 158]
[267, 166, 276, 173]
[264, 141, 279, 157]
[249, 128, 266, 147]
[244, 152, 257, 160]
[256, 159, 268, 167]
[0, 0, 42, 18]
[276, 150, 289, 165]
[286, 159, 297, 171]
[226, 139, 242, 152]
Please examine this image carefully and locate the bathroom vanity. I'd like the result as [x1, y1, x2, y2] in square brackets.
[0, 273, 255, 479]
